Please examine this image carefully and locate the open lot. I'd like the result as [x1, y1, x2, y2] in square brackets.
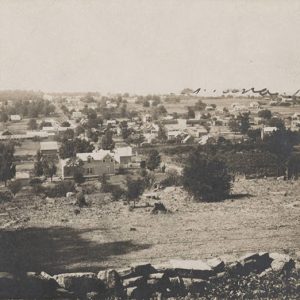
[0, 178, 299, 275]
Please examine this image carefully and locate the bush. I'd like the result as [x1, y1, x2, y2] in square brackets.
[76, 192, 87, 207]
[110, 185, 125, 201]
[160, 169, 182, 187]
[0, 190, 13, 202]
[44, 181, 75, 198]
[29, 178, 43, 186]
[182, 151, 233, 201]
[8, 180, 22, 196]
[74, 171, 85, 184]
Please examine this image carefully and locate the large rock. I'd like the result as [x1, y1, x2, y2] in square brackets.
[270, 253, 295, 273]
[54, 272, 105, 297]
[123, 276, 146, 288]
[206, 257, 225, 273]
[182, 278, 208, 294]
[118, 263, 156, 279]
[238, 252, 272, 274]
[169, 259, 213, 279]
[169, 276, 184, 296]
[97, 269, 122, 290]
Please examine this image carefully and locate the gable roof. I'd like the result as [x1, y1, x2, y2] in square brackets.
[40, 141, 58, 151]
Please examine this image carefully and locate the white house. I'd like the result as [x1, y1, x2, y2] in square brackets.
[10, 115, 21, 121]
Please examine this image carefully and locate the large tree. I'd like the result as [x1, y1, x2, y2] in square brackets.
[0, 143, 16, 186]
[182, 151, 233, 201]
[101, 130, 115, 150]
[146, 149, 161, 171]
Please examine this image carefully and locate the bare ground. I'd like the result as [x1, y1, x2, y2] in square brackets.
[0, 178, 299, 275]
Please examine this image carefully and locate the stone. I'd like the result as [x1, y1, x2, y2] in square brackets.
[227, 261, 244, 276]
[206, 257, 225, 273]
[97, 269, 122, 290]
[239, 252, 260, 263]
[54, 272, 105, 297]
[169, 259, 213, 279]
[123, 276, 146, 288]
[270, 253, 295, 273]
[131, 262, 156, 276]
[182, 278, 208, 294]
[169, 276, 184, 295]
[126, 286, 149, 299]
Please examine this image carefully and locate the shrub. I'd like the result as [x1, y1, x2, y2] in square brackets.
[29, 178, 43, 186]
[110, 185, 125, 201]
[0, 190, 13, 202]
[44, 181, 75, 198]
[74, 170, 85, 184]
[182, 151, 233, 201]
[7, 180, 22, 196]
[160, 169, 182, 187]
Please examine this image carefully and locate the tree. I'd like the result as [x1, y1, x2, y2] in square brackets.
[27, 118, 38, 130]
[101, 130, 115, 150]
[8, 180, 22, 196]
[187, 107, 195, 119]
[0, 143, 16, 186]
[61, 121, 71, 127]
[0, 112, 9, 123]
[182, 151, 233, 201]
[258, 109, 272, 120]
[126, 177, 145, 207]
[146, 149, 161, 171]
[228, 113, 250, 134]
[59, 138, 94, 159]
[74, 170, 85, 184]
[157, 125, 167, 142]
[267, 117, 285, 130]
[34, 151, 44, 176]
[43, 160, 57, 182]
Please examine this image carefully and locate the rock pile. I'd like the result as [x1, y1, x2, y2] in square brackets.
[0, 252, 298, 299]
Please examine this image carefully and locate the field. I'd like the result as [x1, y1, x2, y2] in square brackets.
[0, 178, 299, 275]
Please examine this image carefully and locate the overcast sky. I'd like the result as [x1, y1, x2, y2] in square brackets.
[0, 0, 299, 94]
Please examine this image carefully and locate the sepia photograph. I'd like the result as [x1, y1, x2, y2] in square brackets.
[0, 0, 299, 299]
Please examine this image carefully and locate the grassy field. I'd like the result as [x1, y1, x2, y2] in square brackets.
[0, 178, 299, 275]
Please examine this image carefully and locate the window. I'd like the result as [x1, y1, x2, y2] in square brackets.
[103, 159, 106, 163]
[87, 168, 93, 174]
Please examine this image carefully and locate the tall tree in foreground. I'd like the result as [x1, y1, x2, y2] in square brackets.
[146, 149, 161, 171]
[182, 151, 233, 201]
[126, 176, 145, 207]
[0, 143, 16, 186]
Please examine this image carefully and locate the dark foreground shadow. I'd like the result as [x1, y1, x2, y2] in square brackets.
[0, 227, 151, 275]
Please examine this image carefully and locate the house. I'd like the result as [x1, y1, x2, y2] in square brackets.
[40, 141, 59, 157]
[61, 150, 116, 179]
[142, 114, 152, 123]
[249, 101, 260, 109]
[114, 146, 133, 166]
[72, 111, 83, 119]
[261, 126, 278, 140]
[10, 115, 21, 121]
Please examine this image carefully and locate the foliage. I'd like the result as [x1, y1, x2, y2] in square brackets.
[267, 117, 285, 130]
[228, 113, 250, 134]
[101, 130, 115, 150]
[7, 180, 22, 196]
[44, 180, 75, 198]
[0, 190, 13, 202]
[73, 170, 85, 184]
[59, 138, 94, 159]
[146, 149, 161, 171]
[126, 177, 145, 206]
[182, 151, 233, 201]
[110, 185, 126, 201]
[157, 125, 167, 142]
[161, 169, 182, 187]
[258, 109, 272, 119]
[76, 192, 87, 207]
[61, 121, 70, 127]
[0, 142, 16, 185]
[187, 107, 195, 119]
[286, 153, 300, 179]
[27, 118, 38, 130]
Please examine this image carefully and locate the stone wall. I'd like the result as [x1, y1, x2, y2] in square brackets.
[0, 252, 298, 299]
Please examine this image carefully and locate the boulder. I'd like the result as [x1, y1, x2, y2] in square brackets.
[270, 253, 295, 273]
[126, 286, 150, 299]
[182, 278, 208, 294]
[97, 269, 122, 290]
[169, 276, 184, 295]
[169, 259, 213, 279]
[123, 276, 146, 288]
[206, 257, 225, 273]
[54, 272, 105, 297]
[118, 263, 156, 279]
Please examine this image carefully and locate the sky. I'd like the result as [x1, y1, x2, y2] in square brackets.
[0, 0, 300, 95]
